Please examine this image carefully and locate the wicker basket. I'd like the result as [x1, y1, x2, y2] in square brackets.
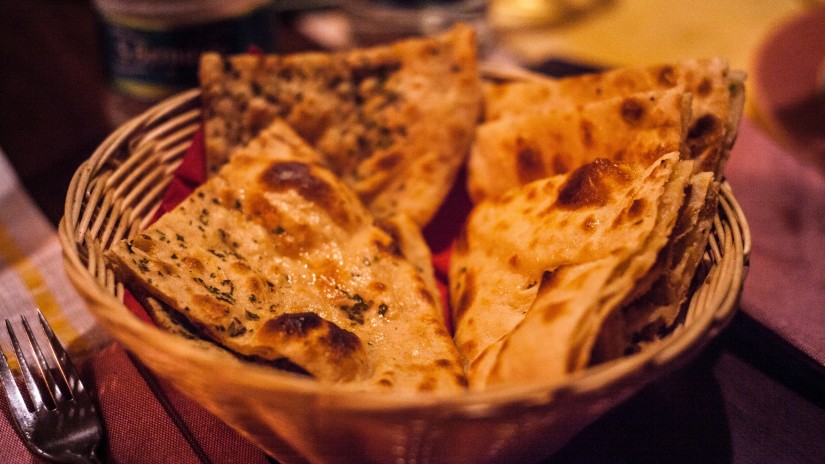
[60, 88, 750, 464]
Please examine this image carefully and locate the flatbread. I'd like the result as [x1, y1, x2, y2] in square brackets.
[199, 23, 483, 226]
[483, 58, 746, 178]
[228, 117, 326, 166]
[449, 153, 695, 388]
[106, 139, 467, 393]
[455, 61, 746, 377]
[468, 87, 691, 202]
[592, 171, 717, 361]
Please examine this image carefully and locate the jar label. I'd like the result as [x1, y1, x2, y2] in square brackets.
[99, 8, 274, 101]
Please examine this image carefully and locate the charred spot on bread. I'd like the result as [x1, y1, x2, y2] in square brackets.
[555, 159, 632, 209]
[508, 254, 520, 269]
[620, 97, 647, 125]
[515, 137, 546, 184]
[434, 358, 452, 368]
[258, 161, 360, 230]
[260, 161, 333, 204]
[266, 311, 324, 335]
[657, 65, 677, 87]
[260, 312, 363, 359]
[696, 77, 713, 96]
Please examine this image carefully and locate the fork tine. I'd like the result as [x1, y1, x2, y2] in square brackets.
[2, 312, 103, 464]
[0, 338, 33, 428]
[21, 315, 65, 405]
[5, 319, 46, 411]
[36, 310, 87, 399]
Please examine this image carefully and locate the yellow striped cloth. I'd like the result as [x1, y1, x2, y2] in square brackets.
[0, 147, 110, 363]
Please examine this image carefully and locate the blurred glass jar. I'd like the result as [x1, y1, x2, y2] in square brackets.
[93, 0, 277, 126]
[488, 0, 606, 30]
[343, 0, 492, 53]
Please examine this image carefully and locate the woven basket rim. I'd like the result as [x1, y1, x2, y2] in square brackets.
[59, 88, 751, 414]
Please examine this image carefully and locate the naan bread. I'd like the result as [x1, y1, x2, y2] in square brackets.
[592, 171, 717, 361]
[229, 117, 326, 166]
[199, 23, 483, 226]
[106, 141, 466, 393]
[457, 61, 746, 376]
[450, 153, 695, 388]
[483, 58, 746, 178]
[468, 87, 691, 202]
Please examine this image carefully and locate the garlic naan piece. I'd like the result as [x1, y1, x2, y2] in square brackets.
[450, 153, 694, 389]
[229, 118, 326, 166]
[199, 24, 483, 226]
[107, 153, 466, 393]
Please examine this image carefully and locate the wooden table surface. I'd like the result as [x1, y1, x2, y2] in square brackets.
[2, 2, 825, 463]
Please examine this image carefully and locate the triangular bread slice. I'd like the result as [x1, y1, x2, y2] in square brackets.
[449, 153, 695, 389]
[106, 130, 467, 394]
[199, 23, 483, 226]
[592, 171, 717, 362]
[460, 61, 746, 375]
[483, 58, 746, 178]
[468, 87, 691, 202]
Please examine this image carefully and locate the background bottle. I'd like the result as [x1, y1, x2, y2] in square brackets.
[93, 0, 277, 126]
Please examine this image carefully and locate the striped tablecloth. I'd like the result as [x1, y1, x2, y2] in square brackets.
[0, 148, 273, 464]
[0, 147, 108, 361]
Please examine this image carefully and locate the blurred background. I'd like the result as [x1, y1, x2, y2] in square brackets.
[0, 0, 816, 224]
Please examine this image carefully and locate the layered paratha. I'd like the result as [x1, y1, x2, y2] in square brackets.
[452, 153, 697, 388]
[591, 171, 717, 362]
[468, 87, 691, 202]
[481, 58, 745, 181]
[106, 131, 467, 393]
[199, 23, 482, 226]
[452, 60, 745, 386]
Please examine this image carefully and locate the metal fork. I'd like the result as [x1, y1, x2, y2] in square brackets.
[0, 310, 103, 463]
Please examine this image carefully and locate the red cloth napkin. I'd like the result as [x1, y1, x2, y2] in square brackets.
[1, 345, 273, 464]
[725, 118, 825, 367]
[0, 397, 51, 464]
[85, 344, 272, 464]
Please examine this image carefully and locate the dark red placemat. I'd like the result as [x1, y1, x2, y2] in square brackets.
[726, 118, 825, 368]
